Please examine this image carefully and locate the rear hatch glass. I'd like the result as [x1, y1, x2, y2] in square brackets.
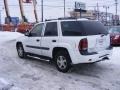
[61, 21, 108, 36]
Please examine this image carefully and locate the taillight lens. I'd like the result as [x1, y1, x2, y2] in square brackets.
[79, 38, 88, 51]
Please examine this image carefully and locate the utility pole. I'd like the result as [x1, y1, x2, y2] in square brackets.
[103, 6, 109, 25]
[41, 0, 43, 22]
[0, 10, 1, 31]
[97, 3, 99, 20]
[115, 0, 118, 25]
[0, 10, 1, 25]
[64, 0, 66, 17]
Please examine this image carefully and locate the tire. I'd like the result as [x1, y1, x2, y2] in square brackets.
[54, 50, 72, 73]
[17, 43, 26, 58]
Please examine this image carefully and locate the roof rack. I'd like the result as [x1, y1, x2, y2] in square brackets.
[58, 17, 77, 20]
[45, 17, 77, 21]
[45, 19, 58, 21]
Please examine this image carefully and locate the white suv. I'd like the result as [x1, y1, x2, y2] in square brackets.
[16, 18, 113, 73]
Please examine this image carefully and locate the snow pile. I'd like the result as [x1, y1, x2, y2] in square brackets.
[0, 31, 24, 44]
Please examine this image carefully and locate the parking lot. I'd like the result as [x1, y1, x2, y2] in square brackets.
[0, 32, 120, 90]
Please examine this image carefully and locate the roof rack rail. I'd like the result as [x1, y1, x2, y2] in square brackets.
[58, 17, 77, 20]
[45, 19, 58, 21]
[45, 17, 77, 21]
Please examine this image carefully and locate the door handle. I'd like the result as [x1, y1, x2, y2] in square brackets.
[36, 39, 40, 42]
[52, 40, 56, 42]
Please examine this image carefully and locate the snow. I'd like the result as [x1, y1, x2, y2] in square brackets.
[0, 31, 24, 44]
[0, 31, 120, 90]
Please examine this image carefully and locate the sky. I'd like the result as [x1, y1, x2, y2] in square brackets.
[0, 0, 120, 23]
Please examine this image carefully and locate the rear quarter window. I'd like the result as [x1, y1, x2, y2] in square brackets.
[61, 21, 85, 36]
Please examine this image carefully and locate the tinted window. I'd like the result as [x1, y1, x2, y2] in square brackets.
[31, 24, 44, 36]
[61, 21, 108, 36]
[61, 21, 84, 36]
[82, 21, 108, 35]
[44, 22, 58, 36]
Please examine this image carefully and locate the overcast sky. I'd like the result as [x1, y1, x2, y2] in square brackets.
[0, 0, 120, 23]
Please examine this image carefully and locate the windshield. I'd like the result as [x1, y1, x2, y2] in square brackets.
[109, 27, 120, 34]
[61, 21, 108, 36]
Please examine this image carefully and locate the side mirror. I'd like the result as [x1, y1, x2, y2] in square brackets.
[25, 31, 30, 36]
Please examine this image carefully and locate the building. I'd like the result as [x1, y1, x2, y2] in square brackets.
[70, 10, 96, 20]
[70, 10, 115, 26]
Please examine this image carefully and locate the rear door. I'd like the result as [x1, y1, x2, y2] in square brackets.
[41, 22, 58, 58]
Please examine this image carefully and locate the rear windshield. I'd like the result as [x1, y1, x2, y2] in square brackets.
[61, 21, 108, 36]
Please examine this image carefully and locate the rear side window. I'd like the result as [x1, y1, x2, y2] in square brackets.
[61, 21, 84, 36]
[44, 22, 58, 36]
[61, 21, 108, 36]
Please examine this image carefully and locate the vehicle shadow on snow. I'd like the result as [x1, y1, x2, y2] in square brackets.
[71, 63, 106, 78]
[23, 56, 56, 71]
[112, 45, 120, 47]
[23, 56, 109, 77]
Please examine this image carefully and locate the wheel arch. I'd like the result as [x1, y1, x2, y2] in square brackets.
[16, 42, 23, 48]
[52, 47, 72, 63]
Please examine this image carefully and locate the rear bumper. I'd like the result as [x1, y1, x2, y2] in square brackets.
[71, 49, 113, 64]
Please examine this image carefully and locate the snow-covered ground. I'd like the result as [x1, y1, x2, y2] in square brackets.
[0, 31, 24, 44]
[0, 31, 120, 90]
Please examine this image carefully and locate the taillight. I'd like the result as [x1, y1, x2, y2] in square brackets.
[78, 38, 88, 51]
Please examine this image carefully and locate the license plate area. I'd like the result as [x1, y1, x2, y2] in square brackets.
[96, 37, 106, 51]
